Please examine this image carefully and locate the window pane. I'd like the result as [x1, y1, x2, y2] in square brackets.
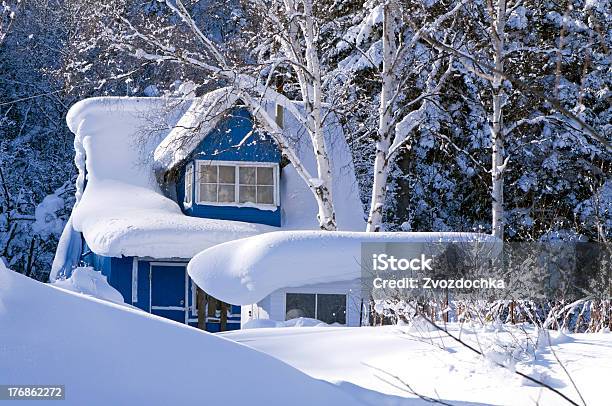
[199, 165, 217, 183]
[239, 185, 256, 203]
[218, 165, 235, 184]
[257, 167, 274, 185]
[316, 294, 346, 325]
[257, 186, 274, 204]
[199, 184, 217, 202]
[218, 185, 235, 203]
[239, 167, 256, 185]
[285, 293, 315, 320]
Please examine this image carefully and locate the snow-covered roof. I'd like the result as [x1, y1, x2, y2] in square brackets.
[52, 95, 364, 280]
[154, 87, 240, 170]
[187, 230, 500, 305]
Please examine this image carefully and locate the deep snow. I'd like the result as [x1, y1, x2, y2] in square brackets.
[188, 230, 498, 305]
[2, 260, 610, 406]
[222, 323, 612, 406]
[50, 266, 125, 304]
[0, 263, 360, 406]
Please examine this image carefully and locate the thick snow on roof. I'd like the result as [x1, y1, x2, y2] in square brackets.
[52, 95, 364, 279]
[61, 97, 275, 260]
[0, 262, 359, 406]
[154, 87, 240, 170]
[188, 230, 499, 305]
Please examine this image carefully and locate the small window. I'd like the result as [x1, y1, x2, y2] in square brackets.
[285, 293, 316, 320]
[196, 161, 278, 206]
[184, 164, 193, 205]
[285, 293, 346, 325]
[316, 294, 346, 325]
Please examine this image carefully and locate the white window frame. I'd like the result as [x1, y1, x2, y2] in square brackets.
[195, 160, 280, 208]
[184, 163, 194, 207]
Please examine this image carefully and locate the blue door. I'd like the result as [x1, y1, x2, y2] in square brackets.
[149, 263, 188, 323]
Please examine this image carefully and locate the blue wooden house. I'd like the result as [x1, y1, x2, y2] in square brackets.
[51, 90, 365, 332]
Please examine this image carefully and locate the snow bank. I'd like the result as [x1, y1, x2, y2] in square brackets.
[0, 264, 359, 406]
[188, 230, 497, 305]
[407, 315, 439, 333]
[53, 95, 364, 278]
[223, 324, 612, 405]
[537, 328, 574, 349]
[50, 266, 124, 304]
[243, 317, 329, 329]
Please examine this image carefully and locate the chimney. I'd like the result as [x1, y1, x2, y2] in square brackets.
[275, 103, 284, 129]
[275, 76, 284, 129]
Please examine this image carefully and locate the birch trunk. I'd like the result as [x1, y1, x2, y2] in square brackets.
[367, 141, 390, 232]
[366, 3, 397, 232]
[302, 0, 336, 230]
[490, 0, 506, 240]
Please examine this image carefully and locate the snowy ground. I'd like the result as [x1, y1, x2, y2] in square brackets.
[2, 263, 610, 406]
[222, 322, 612, 406]
[0, 265, 357, 406]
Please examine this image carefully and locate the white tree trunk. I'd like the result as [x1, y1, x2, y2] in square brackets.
[302, 0, 336, 230]
[367, 141, 390, 232]
[490, 0, 506, 240]
[366, 3, 397, 232]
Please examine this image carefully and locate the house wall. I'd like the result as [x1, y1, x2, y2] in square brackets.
[176, 108, 282, 227]
[243, 279, 363, 327]
[83, 252, 240, 331]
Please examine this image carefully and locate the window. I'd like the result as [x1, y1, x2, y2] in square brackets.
[184, 164, 193, 206]
[316, 294, 346, 325]
[199, 165, 235, 203]
[285, 293, 315, 320]
[239, 166, 275, 205]
[196, 161, 278, 207]
[285, 293, 346, 325]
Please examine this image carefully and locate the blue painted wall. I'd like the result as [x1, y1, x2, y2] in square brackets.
[176, 108, 282, 227]
[83, 251, 240, 332]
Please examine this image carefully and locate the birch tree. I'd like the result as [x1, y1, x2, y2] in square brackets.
[487, 0, 508, 239]
[351, 1, 462, 232]
[407, 0, 611, 240]
[249, 0, 336, 230]
[90, 0, 339, 230]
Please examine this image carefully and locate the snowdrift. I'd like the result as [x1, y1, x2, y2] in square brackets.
[188, 230, 498, 305]
[50, 266, 125, 304]
[223, 324, 612, 406]
[0, 263, 359, 406]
